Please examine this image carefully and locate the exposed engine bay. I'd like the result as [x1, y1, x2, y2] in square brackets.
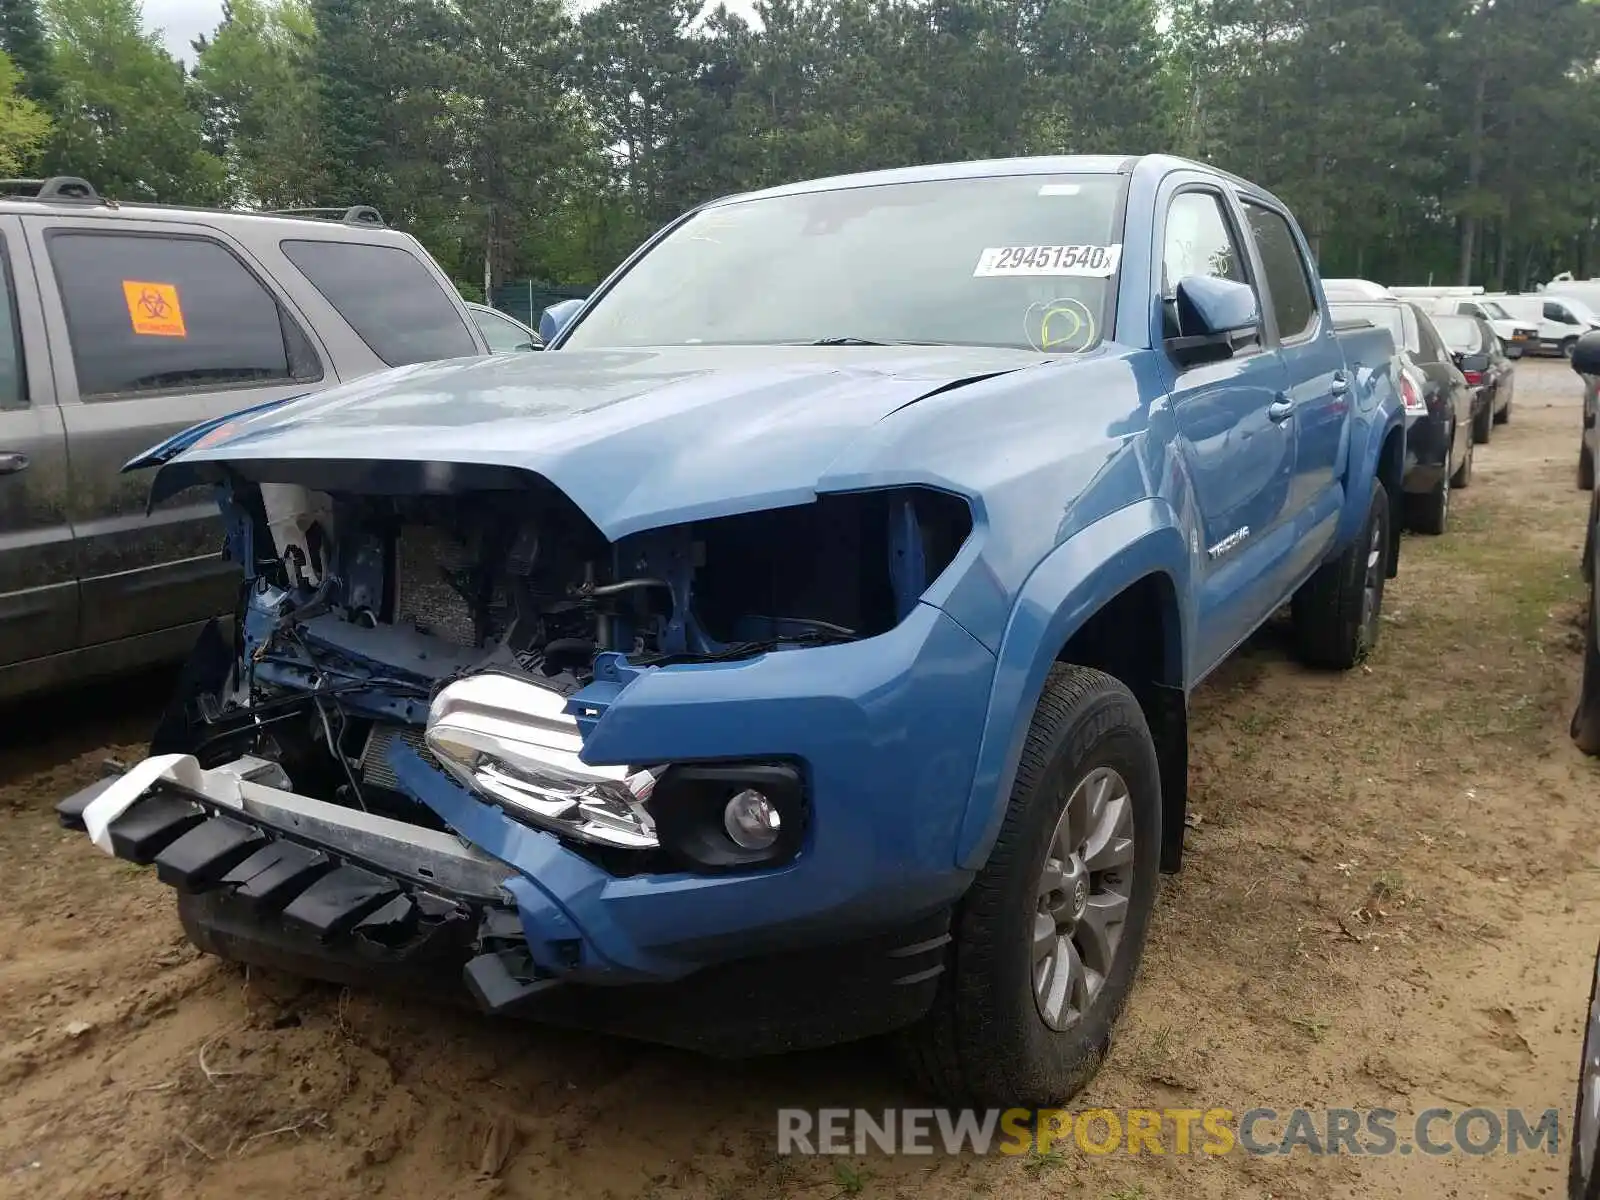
[159, 476, 971, 870]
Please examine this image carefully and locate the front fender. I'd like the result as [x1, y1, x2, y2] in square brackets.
[953, 499, 1191, 870]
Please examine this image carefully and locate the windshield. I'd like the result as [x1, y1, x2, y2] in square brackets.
[562, 174, 1126, 353]
[1433, 314, 1484, 352]
[1480, 301, 1510, 320]
[1332, 302, 1418, 354]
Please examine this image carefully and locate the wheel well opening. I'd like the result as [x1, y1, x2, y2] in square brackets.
[1379, 426, 1404, 577]
[1056, 574, 1187, 871]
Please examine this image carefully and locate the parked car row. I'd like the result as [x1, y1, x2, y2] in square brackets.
[51, 154, 1411, 1108]
[1322, 278, 1516, 537]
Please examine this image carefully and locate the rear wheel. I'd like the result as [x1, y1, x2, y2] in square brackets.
[1291, 480, 1390, 670]
[1406, 468, 1449, 536]
[1494, 394, 1511, 425]
[896, 665, 1161, 1106]
[1451, 434, 1473, 489]
[1472, 396, 1493, 444]
[1582, 445, 1595, 492]
[1573, 509, 1600, 756]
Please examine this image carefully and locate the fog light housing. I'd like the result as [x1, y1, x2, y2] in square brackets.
[724, 789, 782, 849]
[649, 762, 806, 872]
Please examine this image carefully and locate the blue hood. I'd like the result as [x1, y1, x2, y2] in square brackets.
[144, 344, 1048, 538]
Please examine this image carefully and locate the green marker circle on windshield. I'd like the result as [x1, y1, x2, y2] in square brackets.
[1024, 297, 1097, 354]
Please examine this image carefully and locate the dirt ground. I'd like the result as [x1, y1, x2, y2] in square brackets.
[2, 358, 1596, 1200]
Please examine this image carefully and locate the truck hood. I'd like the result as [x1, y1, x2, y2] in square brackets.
[142, 344, 1050, 539]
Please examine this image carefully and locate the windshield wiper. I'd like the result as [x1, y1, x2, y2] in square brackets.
[805, 336, 955, 347]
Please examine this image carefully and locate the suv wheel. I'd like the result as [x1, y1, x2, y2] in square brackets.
[1566, 337, 1580, 360]
[1291, 479, 1390, 670]
[896, 665, 1160, 1106]
[1583, 445, 1595, 492]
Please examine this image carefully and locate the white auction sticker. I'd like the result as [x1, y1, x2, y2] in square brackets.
[973, 244, 1122, 278]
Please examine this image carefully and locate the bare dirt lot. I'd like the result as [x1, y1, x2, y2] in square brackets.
[2, 359, 1596, 1200]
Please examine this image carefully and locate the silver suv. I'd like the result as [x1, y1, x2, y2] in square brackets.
[0, 176, 493, 698]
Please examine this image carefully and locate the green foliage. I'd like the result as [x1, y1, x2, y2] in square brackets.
[24, 0, 1600, 289]
[42, 0, 225, 203]
[0, 49, 49, 172]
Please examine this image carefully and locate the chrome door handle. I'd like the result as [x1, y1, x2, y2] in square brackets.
[1330, 372, 1350, 395]
[0, 451, 28, 475]
[1268, 396, 1295, 422]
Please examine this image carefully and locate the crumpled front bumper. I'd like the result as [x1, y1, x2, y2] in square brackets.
[57, 602, 994, 1054]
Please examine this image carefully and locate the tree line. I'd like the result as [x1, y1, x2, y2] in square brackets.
[0, 0, 1593, 298]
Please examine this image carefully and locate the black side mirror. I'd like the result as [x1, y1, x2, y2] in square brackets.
[1573, 330, 1600, 376]
[1165, 275, 1261, 368]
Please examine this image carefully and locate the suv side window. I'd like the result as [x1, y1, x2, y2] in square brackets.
[1242, 202, 1316, 340]
[280, 240, 478, 367]
[48, 231, 321, 399]
[0, 233, 25, 409]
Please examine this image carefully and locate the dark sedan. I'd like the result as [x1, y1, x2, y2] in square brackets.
[1330, 296, 1475, 535]
[1434, 312, 1514, 443]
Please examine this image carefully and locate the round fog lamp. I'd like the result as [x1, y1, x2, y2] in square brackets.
[723, 789, 782, 850]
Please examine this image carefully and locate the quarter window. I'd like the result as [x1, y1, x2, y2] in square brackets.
[1243, 202, 1316, 340]
[48, 232, 319, 399]
[280, 240, 478, 367]
[0, 233, 25, 408]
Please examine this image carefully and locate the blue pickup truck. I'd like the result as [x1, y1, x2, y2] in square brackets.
[57, 155, 1404, 1105]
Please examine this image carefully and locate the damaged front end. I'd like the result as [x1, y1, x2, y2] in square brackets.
[60, 468, 991, 1053]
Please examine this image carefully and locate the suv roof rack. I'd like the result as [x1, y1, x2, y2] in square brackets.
[262, 205, 386, 228]
[0, 176, 102, 203]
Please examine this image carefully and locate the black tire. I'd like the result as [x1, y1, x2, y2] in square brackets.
[1583, 445, 1595, 492]
[1472, 396, 1493, 444]
[1291, 479, 1390, 670]
[1566, 337, 1580, 360]
[1493, 396, 1510, 425]
[895, 664, 1161, 1106]
[1573, 522, 1600, 756]
[1570, 939, 1600, 1200]
[1406, 470, 1449, 536]
[1451, 434, 1473, 489]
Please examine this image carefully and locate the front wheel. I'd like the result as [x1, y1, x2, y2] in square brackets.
[1566, 338, 1580, 360]
[1582, 445, 1595, 492]
[1291, 479, 1390, 670]
[1569, 939, 1600, 1200]
[896, 665, 1161, 1106]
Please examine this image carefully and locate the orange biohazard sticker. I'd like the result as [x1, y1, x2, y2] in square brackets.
[121, 280, 187, 337]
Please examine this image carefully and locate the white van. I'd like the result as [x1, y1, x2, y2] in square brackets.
[1392, 288, 1538, 356]
[1545, 273, 1600, 314]
[1492, 293, 1600, 357]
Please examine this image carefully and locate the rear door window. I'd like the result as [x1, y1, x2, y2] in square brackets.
[1242, 202, 1316, 340]
[280, 240, 478, 366]
[48, 231, 321, 399]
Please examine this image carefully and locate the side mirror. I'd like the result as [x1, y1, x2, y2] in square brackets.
[1573, 330, 1600, 375]
[539, 298, 584, 344]
[1166, 276, 1260, 368]
[514, 340, 540, 353]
